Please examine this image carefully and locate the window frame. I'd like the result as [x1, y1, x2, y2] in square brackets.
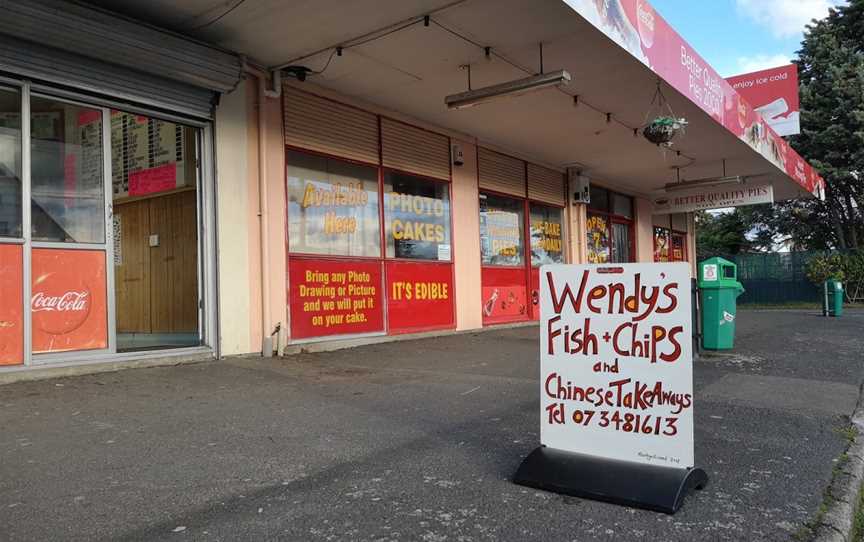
[586, 186, 635, 264]
[382, 166, 453, 264]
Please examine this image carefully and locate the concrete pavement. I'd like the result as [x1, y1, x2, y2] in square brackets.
[1, 310, 863, 541]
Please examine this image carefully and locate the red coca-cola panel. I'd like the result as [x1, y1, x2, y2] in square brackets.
[0, 244, 24, 366]
[32, 249, 108, 353]
[289, 257, 384, 339]
[386, 261, 455, 334]
[481, 267, 529, 325]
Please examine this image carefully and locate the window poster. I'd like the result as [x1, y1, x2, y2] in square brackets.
[287, 151, 380, 258]
[0, 244, 23, 365]
[386, 261, 454, 333]
[481, 267, 528, 325]
[671, 234, 685, 262]
[654, 227, 670, 263]
[586, 213, 610, 264]
[530, 204, 564, 266]
[384, 172, 451, 261]
[31, 249, 108, 353]
[289, 258, 384, 339]
[480, 194, 524, 266]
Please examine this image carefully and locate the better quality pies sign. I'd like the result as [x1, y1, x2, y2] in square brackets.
[540, 263, 694, 467]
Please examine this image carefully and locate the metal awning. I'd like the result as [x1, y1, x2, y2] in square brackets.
[86, 0, 823, 199]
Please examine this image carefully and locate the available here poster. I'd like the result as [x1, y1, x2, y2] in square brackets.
[289, 258, 384, 339]
[31, 249, 108, 353]
[540, 263, 694, 467]
[0, 245, 24, 365]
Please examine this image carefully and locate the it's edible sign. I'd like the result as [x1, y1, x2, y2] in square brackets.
[540, 263, 694, 468]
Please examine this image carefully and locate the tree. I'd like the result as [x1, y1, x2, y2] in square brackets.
[695, 211, 752, 258]
[785, 0, 864, 250]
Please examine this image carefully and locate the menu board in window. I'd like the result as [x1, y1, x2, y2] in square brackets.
[111, 112, 193, 199]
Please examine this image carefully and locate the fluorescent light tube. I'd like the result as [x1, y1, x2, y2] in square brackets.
[445, 70, 571, 110]
[664, 175, 744, 192]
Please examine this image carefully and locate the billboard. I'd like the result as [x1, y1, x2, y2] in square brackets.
[653, 184, 774, 214]
[566, 0, 823, 196]
[726, 64, 800, 137]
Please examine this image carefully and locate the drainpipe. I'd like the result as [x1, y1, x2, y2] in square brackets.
[244, 62, 282, 355]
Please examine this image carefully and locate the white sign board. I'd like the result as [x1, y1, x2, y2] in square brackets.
[702, 264, 718, 282]
[653, 184, 773, 214]
[540, 263, 694, 468]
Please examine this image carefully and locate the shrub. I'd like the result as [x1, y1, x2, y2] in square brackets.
[806, 252, 864, 302]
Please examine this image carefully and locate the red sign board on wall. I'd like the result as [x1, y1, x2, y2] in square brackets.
[31, 249, 108, 353]
[481, 267, 529, 325]
[386, 261, 455, 334]
[0, 245, 24, 366]
[726, 64, 800, 137]
[289, 257, 384, 339]
[569, 0, 823, 195]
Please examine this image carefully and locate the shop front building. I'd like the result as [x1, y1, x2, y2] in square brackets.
[0, 1, 240, 370]
[0, 0, 825, 371]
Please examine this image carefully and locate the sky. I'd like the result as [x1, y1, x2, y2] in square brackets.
[648, 0, 845, 77]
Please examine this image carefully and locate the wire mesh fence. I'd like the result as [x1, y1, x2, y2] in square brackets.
[699, 252, 825, 305]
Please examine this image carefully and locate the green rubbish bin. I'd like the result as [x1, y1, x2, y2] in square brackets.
[698, 257, 745, 350]
[823, 279, 844, 317]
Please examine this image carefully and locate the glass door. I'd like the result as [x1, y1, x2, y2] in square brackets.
[0, 85, 25, 366]
[29, 94, 111, 359]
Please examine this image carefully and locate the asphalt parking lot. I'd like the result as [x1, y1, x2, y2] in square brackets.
[1, 309, 862, 541]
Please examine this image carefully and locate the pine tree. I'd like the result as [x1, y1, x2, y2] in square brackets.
[784, 0, 864, 250]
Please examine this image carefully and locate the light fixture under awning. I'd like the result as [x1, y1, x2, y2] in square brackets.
[445, 70, 571, 110]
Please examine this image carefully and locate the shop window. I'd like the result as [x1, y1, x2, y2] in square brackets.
[479, 193, 525, 266]
[287, 150, 380, 258]
[529, 203, 564, 266]
[612, 192, 633, 219]
[588, 185, 609, 213]
[654, 227, 687, 262]
[0, 87, 22, 239]
[586, 213, 611, 263]
[586, 187, 634, 263]
[654, 227, 671, 262]
[383, 171, 451, 261]
[671, 232, 687, 261]
[30, 96, 105, 243]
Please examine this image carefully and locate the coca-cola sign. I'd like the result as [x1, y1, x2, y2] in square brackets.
[32, 291, 89, 313]
[31, 249, 107, 353]
[0, 245, 24, 366]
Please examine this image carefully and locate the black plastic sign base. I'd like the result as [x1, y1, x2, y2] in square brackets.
[514, 446, 708, 514]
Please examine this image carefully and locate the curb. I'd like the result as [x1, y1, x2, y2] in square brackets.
[813, 385, 864, 541]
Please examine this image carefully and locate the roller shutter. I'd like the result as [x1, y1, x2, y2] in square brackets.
[527, 163, 565, 205]
[478, 148, 525, 197]
[283, 86, 379, 165]
[0, 0, 242, 119]
[381, 118, 449, 180]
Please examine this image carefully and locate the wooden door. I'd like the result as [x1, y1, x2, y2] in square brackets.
[114, 200, 151, 333]
[149, 190, 199, 333]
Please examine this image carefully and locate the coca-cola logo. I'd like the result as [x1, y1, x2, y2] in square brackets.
[32, 276, 92, 336]
[32, 291, 89, 313]
[636, 0, 655, 49]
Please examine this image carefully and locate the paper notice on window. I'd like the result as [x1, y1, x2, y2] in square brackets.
[437, 244, 451, 261]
